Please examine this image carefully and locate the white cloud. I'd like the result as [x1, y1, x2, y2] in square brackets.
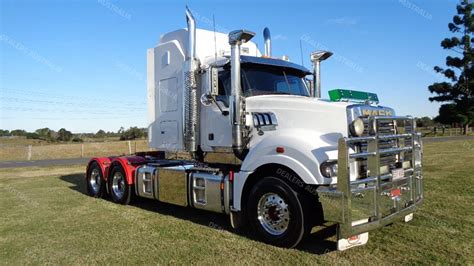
[273, 34, 288, 41]
[325, 17, 358, 26]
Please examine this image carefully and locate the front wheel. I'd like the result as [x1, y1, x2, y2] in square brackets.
[108, 165, 132, 205]
[247, 177, 310, 248]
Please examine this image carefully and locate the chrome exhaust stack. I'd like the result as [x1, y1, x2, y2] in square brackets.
[263, 27, 271, 57]
[228, 30, 255, 157]
[310, 51, 333, 98]
[184, 7, 200, 152]
[185, 7, 196, 61]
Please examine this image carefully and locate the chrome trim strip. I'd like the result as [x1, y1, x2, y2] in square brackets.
[346, 136, 377, 143]
[350, 152, 376, 159]
[379, 146, 413, 156]
[378, 133, 412, 140]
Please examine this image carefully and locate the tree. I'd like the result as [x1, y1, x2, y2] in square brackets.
[57, 128, 73, 141]
[434, 104, 465, 125]
[10, 129, 26, 136]
[25, 133, 40, 139]
[416, 116, 435, 127]
[95, 129, 106, 138]
[120, 127, 145, 140]
[0, 129, 10, 136]
[72, 136, 83, 142]
[428, 0, 474, 135]
[35, 128, 53, 140]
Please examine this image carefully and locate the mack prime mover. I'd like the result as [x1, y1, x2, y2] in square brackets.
[85, 8, 424, 250]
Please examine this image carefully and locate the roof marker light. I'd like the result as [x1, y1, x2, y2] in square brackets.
[328, 89, 379, 104]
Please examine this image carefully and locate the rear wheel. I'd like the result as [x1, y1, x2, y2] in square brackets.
[86, 162, 105, 198]
[247, 176, 311, 248]
[108, 165, 132, 205]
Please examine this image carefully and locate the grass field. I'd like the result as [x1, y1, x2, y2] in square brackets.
[0, 140, 473, 264]
[417, 127, 473, 137]
[0, 139, 148, 161]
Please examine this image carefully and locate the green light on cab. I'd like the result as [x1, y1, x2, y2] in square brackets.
[328, 89, 379, 104]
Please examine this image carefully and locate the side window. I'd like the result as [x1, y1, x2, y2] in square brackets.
[216, 70, 231, 107]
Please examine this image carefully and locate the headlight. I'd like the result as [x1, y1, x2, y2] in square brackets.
[320, 161, 338, 178]
[349, 118, 365, 137]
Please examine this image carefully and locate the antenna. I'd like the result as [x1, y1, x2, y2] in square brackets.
[299, 39, 304, 67]
[213, 14, 217, 64]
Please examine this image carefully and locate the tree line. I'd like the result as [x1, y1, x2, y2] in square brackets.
[0, 127, 148, 142]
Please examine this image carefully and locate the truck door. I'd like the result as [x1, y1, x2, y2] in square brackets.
[200, 69, 232, 151]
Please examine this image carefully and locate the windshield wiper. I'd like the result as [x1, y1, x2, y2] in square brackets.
[282, 71, 291, 94]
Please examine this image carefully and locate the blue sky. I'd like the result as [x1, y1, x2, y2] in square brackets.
[0, 0, 459, 133]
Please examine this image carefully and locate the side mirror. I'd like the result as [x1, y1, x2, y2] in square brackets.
[200, 93, 213, 106]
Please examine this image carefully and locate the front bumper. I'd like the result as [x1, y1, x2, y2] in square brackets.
[317, 116, 424, 238]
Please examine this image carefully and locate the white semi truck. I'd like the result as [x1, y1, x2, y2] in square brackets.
[86, 7, 424, 250]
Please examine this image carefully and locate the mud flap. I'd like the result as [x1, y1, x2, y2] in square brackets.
[337, 219, 369, 251]
[230, 211, 245, 229]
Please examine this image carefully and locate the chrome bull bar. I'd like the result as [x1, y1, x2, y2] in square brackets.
[317, 116, 424, 238]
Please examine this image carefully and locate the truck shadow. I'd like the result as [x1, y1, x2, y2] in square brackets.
[60, 173, 337, 254]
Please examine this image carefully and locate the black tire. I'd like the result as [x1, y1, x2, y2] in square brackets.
[86, 162, 105, 198]
[108, 165, 132, 205]
[247, 176, 311, 248]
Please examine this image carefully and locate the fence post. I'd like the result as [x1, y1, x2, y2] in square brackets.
[27, 145, 32, 161]
[81, 144, 84, 158]
[128, 141, 132, 155]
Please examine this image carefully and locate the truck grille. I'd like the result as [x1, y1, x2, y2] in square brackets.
[355, 117, 414, 177]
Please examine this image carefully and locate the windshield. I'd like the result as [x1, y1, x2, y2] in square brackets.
[241, 65, 310, 97]
[217, 65, 310, 99]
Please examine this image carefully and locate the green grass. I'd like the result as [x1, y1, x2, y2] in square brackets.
[0, 140, 473, 264]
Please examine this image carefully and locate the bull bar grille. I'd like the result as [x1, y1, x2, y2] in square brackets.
[317, 116, 424, 238]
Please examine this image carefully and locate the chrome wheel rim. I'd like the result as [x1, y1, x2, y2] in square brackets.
[257, 193, 290, 236]
[89, 169, 101, 194]
[112, 172, 125, 199]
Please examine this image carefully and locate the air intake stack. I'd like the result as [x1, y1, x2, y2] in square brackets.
[263, 27, 271, 57]
[228, 29, 255, 158]
[310, 51, 333, 98]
